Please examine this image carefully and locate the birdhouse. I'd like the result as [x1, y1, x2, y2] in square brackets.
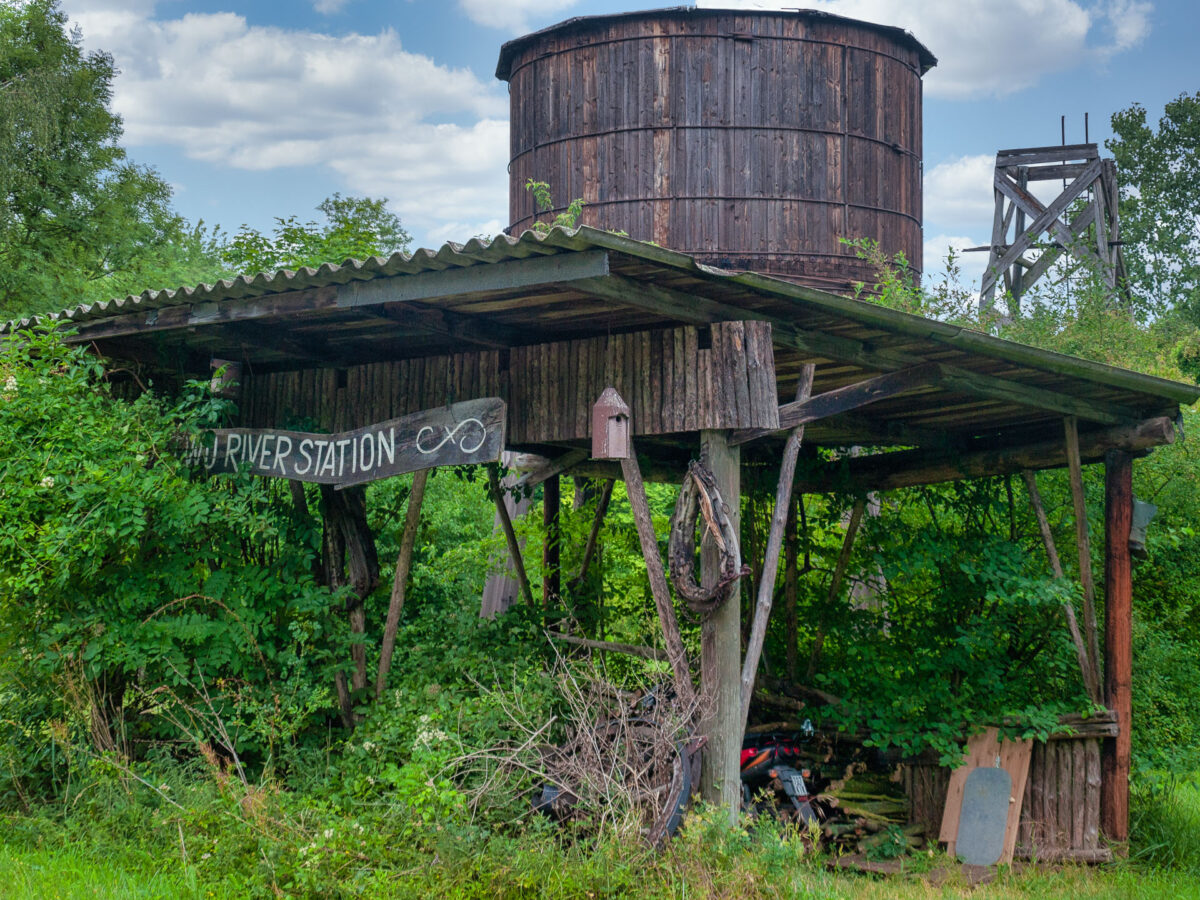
[592, 387, 631, 459]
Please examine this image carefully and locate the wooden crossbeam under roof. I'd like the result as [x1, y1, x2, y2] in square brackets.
[6, 226, 1195, 467]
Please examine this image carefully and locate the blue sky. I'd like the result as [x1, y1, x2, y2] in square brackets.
[61, 0, 1199, 287]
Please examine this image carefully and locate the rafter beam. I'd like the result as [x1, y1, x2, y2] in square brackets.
[792, 416, 1174, 494]
[564, 417, 1174, 495]
[369, 303, 523, 349]
[572, 273, 1136, 424]
[66, 251, 614, 344]
[729, 364, 941, 445]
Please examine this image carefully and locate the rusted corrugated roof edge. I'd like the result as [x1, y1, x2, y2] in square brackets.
[5, 224, 1197, 406]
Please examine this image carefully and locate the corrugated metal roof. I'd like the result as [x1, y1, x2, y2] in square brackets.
[6, 225, 1198, 410]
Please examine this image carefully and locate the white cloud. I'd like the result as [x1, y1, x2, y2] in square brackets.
[457, 0, 579, 35]
[697, 0, 1151, 99]
[924, 155, 995, 233]
[313, 0, 349, 14]
[1100, 0, 1151, 55]
[62, 2, 511, 244]
[924, 233, 989, 289]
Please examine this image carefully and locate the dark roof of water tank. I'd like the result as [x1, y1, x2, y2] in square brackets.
[495, 6, 938, 81]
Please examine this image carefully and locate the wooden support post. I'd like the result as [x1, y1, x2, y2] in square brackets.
[543, 474, 561, 608]
[1102, 449, 1132, 845]
[739, 363, 815, 731]
[568, 479, 614, 594]
[375, 469, 428, 698]
[1022, 470, 1101, 703]
[1065, 416, 1104, 689]
[619, 450, 695, 710]
[319, 484, 380, 728]
[699, 430, 742, 824]
[784, 497, 801, 683]
[806, 498, 866, 680]
[487, 465, 535, 608]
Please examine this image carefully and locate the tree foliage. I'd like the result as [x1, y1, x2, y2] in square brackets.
[0, 1, 222, 319]
[221, 193, 411, 275]
[1107, 92, 1200, 322]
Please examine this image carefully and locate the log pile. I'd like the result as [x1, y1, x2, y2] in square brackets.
[818, 770, 923, 856]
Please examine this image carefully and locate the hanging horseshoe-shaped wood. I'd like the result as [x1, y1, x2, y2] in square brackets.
[668, 460, 747, 616]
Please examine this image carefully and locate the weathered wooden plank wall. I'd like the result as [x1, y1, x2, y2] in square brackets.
[240, 321, 778, 444]
[242, 351, 505, 432]
[902, 733, 1106, 860]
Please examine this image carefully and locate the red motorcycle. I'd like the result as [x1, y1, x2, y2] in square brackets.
[740, 720, 822, 825]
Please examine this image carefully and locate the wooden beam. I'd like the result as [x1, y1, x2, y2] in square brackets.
[996, 144, 1099, 165]
[934, 368, 1131, 425]
[338, 250, 611, 308]
[983, 160, 1105, 298]
[515, 448, 589, 489]
[488, 465, 535, 607]
[994, 161, 1105, 259]
[375, 468, 428, 697]
[571, 273, 1135, 424]
[1065, 416, 1103, 690]
[831, 414, 952, 448]
[730, 364, 941, 445]
[68, 285, 340, 343]
[1019, 163, 1094, 182]
[371, 303, 522, 349]
[1102, 449, 1133, 845]
[547, 631, 667, 662]
[699, 430, 741, 824]
[619, 449, 695, 710]
[789, 417, 1174, 494]
[1016, 201, 1097, 290]
[68, 251, 612, 344]
[543, 474, 561, 608]
[1022, 470, 1102, 704]
[740, 363, 815, 731]
[209, 319, 336, 365]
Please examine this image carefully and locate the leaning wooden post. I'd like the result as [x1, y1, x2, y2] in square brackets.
[543, 474, 562, 608]
[1065, 416, 1103, 684]
[1102, 449, 1133, 845]
[487, 465, 535, 607]
[739, 363, 815, 731]
[592, 389, 695, 710]
[700, 430, 742, 824]
[1022, 469, 1101, 703]
[375, 468, 429, 698]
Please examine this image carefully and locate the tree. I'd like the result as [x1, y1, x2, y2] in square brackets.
[1107, 92, 1200, 321]
[222, 193, 411, 275]
[0, 1, 218, 319]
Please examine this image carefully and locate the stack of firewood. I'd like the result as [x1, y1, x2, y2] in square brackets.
[817, 770, 924, 856]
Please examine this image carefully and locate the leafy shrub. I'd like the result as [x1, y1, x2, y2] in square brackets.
[0, 328, 344, 799]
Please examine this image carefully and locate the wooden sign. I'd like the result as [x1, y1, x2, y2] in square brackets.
[184, 398, 506, 487]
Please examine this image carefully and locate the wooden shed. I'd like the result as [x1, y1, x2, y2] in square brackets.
[14, 224, 1199, 853]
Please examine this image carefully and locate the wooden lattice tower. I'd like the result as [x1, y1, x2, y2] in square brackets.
[980, 143, 1126, 312]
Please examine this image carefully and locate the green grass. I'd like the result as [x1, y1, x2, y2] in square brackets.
[0, 843, 206, 899]
[1, 779, 1198, 899]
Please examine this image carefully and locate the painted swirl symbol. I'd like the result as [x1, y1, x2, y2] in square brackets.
[416, 417, 488, 455]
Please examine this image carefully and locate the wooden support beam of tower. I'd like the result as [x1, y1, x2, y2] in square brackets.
[1103, 450, 1133, 845]
[979, 144, 1126, 311]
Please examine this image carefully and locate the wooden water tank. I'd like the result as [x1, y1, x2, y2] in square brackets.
[497, 8, 936, 294]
